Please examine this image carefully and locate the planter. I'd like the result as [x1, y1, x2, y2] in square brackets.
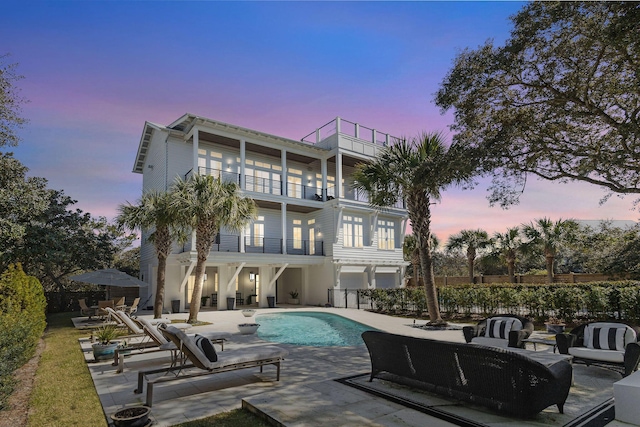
[92, 342, 119, 361]
[288, 298, 299, 305]
[545, 323, 566, 334]
[111, 405, 151, 427]
[227, 297, 236, 310]
[267, 296, 276, 308]
[241, 309, 256, 318]
[238, 323, 260, 335]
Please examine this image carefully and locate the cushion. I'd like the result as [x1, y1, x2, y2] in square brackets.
[569, 347, 625, 364]
[471, 336, 510, 349]
[194, 334, 218, 362]
[484, 317, 522, 339]
[584, 323, 635, 351]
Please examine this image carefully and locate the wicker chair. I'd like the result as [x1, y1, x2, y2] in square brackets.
[462, 314, 534, 348]
[556, 321, 640, 376]
[362, 330, 572, 418]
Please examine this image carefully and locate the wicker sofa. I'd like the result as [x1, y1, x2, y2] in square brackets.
[362, 330, 572, 418]
[462, 314, 534, 348]
[556, 321, 640, 377]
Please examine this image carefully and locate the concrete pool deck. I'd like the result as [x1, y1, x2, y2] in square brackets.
[77, 306, 638, 427]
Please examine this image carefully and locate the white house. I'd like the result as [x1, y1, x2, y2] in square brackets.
[132, 114, 408, 311]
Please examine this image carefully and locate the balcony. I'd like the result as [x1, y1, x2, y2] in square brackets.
[205, 234, 324, 256]
[301, 117, 403, 147]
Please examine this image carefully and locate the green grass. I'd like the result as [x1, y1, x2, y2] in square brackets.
[25, 312, 269, 426]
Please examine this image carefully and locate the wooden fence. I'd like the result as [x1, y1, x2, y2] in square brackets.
[407, 273, 621, 287]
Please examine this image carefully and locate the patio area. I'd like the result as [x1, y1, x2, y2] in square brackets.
[75, 307, 638, 427]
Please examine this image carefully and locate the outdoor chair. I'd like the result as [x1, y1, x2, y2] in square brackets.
[134, 325, 287, 406]
[114, 296, 126, 310]
[97, 300, 114, 319]
[125, 297, 140, 315]
[78, 298, 93, 319]
[463, 314, 534, 348]
[556, 321, 640, 376]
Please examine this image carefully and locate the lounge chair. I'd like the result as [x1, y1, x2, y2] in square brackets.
[135, 325, 288, 407]
[78, 298, 93, 319]
[114, 296, 126, 310]
[125, 297, 140, 315]
[97, 300, 114, 319]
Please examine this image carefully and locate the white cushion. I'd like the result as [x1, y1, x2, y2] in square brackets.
[584, 323, 636, 351]
[570, 347, 625, 363]
[483, 317, 522, 339]
[471, 337, 510, 349]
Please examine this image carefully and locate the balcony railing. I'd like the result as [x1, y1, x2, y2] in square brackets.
[301, 117, 403, 147]
[206, 234, 324, 256]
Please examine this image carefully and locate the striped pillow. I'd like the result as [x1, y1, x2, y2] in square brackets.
[194, 334, 218, 362]
[485, 318, 521, 339]
[585, 325, 628, 351]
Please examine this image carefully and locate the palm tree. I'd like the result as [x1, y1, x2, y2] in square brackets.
[352, 132, 477, 325]
[446, 229, 492, 284]
[117, 191, 183, 318]
[171, 174, 257, 323]
[522, 217, 579, 283]
[492, 227, 522, 283]
[403, 235, 421, 286]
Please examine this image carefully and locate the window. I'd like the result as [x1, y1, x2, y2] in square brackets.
[245, 216, 264, 246]
[293, 220, 302, 249]
[308, 219, 315, 255]
[343, 215, 363, 248]
[378, 219, 396, 250]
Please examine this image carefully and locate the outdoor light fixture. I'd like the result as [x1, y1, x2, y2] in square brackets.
[249, 272, 255, 282]
[203, 273, 207, 281]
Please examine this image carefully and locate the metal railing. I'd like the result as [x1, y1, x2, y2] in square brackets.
[301, 117, 401, 147]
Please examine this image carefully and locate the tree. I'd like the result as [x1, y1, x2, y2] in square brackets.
[434, 2, 640, 207]
[352, 132, 477, 325]
[117, 191, 183, 319]
[522, 217, 579, 283]
[446, 229, 492, 284]
[492, 227, 523, 283]
[14, 190, 127, 293]
[172, 174, 257, 324]
[0, 54, 27, 148]
[114, 247, 140, 278]
[403, 234, 440, 285]
[0, 153, 49, 267]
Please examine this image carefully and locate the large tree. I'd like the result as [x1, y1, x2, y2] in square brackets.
[171, 174, 257, 324]
[0, 54, 27, 148]
[435, 2, 640, 207]
[522, 217, 579, 283]
[352, 132, 477, 325]
[446, 229, 492, 284]
[117, 191, 183, 319]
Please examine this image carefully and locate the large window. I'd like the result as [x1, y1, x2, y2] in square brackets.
[343, 215, 363, 248]
[308, 219, 315, 255]
[245, 216, 265, 247]
[293, 219, 302, 249]
[287, 168, 302, 198]
[377, 219, 396, 250]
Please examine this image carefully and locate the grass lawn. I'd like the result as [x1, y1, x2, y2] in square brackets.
[25, 312, 270, 426]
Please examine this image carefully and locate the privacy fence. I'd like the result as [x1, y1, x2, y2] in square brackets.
[328, 280, 640, 324]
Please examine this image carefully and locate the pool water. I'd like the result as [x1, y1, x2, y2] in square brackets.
[256, 311, 375, 347]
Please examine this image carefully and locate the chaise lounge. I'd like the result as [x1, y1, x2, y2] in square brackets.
[462, 314, 534, 348]
[362, 330, 572, 418]
[135, 325, 288, 407]
[556, 321, 640, 376]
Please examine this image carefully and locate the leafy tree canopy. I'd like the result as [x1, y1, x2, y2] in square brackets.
[435, 1, 640, 207]
[0, 54, 26, 148]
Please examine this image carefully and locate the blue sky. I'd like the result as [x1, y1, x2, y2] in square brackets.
[3, 1, 636, 242]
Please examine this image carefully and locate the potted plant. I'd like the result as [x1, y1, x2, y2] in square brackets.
[544, 316, 566, 334]
[241, 308, 256, 318]
[237, 323, 260, 334]
[110, 405, 151, 427]
[92, 324, 123, 361]
[288, 290, 300, 305]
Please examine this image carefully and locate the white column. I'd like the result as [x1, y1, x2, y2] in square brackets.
[193, 128, 199, 175]
[372, 129, 377, 144]
[355, 123, 360, 139]
[281, 202, 287, 254]
[369, 266, 376, 289]
[336, 152, 342, 199]
[321, 157, 327, 200]
[240, 139, 246, 189]
[281, 149, 287, 196]
[336, 117, 341, 134]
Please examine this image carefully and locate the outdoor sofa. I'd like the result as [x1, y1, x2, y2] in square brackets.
[362, 330, 572, 418]
[462, 314, 534, 348]
[556, 321, 640, 376]
[134, 325, 288, 407]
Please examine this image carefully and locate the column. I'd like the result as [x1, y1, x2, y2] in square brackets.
[281, 149, 287, 196]
[321, 158, 327, 200]
[336, 152, 342, 199]
[281, 202, 287, 254]
[192, 128, 199, 175]
[240, 139, 246, 189]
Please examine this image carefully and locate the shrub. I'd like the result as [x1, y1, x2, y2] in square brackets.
[0, 264, 47, 409]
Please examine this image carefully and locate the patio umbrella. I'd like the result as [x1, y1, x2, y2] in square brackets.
[70, 268, 148, 288]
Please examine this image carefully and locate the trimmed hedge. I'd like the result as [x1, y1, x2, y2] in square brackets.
[0, 264, 47, 410]
[363, 281, 640, 325]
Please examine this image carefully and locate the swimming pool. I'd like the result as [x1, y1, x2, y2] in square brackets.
[256, 311, 376, 347]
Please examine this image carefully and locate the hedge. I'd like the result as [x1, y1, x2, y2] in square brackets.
[0, 264, 47, 410]
[362, 281, 640, 325]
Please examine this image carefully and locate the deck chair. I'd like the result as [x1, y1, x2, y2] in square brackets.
[97, 300, 114, 319]
[114, 317, 231, 373]
[125, 297, 140, 315]
[78, 298, 93, 319]
[114, 296, 126, 310]
[135, 325, 288, 406]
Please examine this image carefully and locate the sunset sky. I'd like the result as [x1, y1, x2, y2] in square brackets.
[4, 1, 637, 243]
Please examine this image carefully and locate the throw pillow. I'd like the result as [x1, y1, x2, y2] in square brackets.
[194, 334, 218, 362]
[486, 318, 516, 339]
[586, 326, 627, 351]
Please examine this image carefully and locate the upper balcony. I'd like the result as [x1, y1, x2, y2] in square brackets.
[301, 117, 403, 148]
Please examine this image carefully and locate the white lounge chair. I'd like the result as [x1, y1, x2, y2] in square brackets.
[135, 325, 288, 407]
